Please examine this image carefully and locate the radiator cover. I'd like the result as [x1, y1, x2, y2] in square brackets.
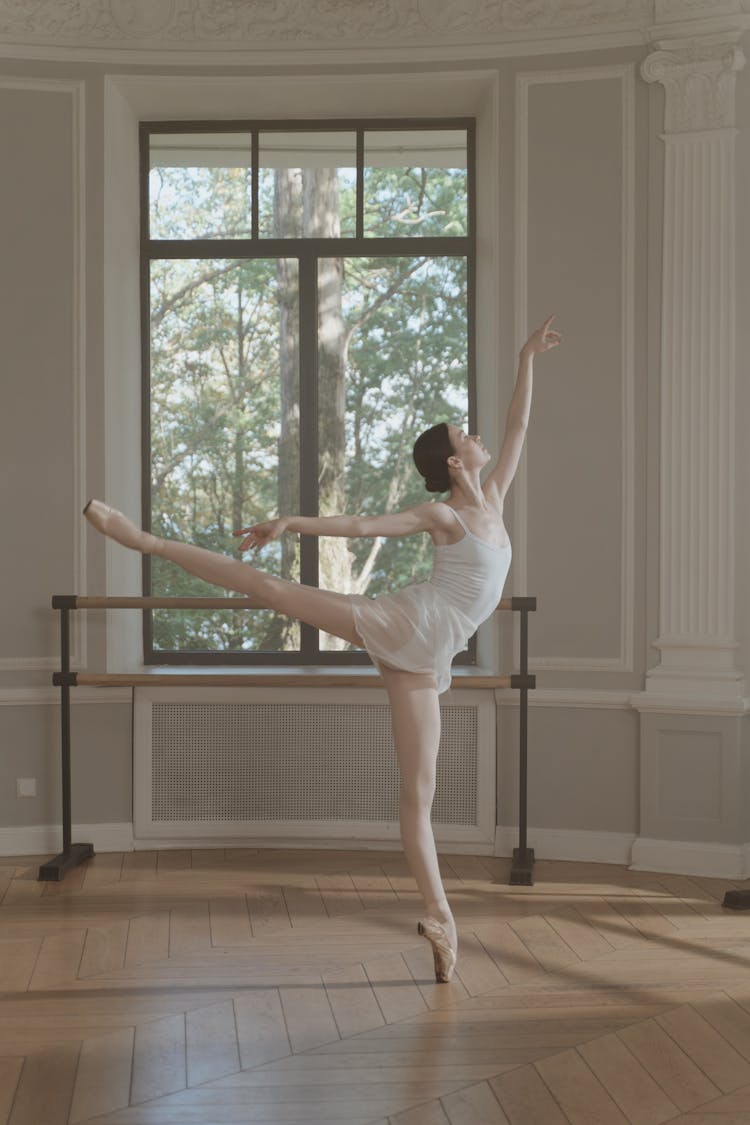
[134, 687, 496, 847]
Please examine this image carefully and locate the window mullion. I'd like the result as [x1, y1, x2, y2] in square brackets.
[140, 129, 154, 657]
[251, 130, 259, 239]
[356, 128, 364, 240]
[298, 249, 320, 661]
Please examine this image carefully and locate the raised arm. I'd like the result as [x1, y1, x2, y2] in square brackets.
[234, 501, 454, 552]
[483, 314, 561, 510]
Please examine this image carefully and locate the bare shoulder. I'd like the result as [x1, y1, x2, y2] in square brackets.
[423, 500, 462, 546]
[423, 500, 459, 527]
[418, 500, 459, 532]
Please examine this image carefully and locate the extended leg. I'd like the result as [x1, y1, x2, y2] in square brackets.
[379, 663, 457, 976]
[84, 501, 362, 645]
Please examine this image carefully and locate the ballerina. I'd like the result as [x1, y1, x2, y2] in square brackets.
[84, 313, 561, 981]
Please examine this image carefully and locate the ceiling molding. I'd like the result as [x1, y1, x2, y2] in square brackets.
[0, 0, 646, 48]
[0, 2, 746, 68]
[1, 2, 746, 63]
[0, 1, 668, 63]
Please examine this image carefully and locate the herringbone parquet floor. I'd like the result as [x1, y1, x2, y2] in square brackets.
[2, 847, 750, 1124]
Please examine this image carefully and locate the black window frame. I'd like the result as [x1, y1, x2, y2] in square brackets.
[140, 117, 477, 666]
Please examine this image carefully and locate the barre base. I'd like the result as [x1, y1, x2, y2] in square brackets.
[509, 846, 536, 886]
[38, 843, 95, 882]
[722, 889, 750, 911]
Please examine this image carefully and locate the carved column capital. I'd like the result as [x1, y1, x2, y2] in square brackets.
[641, 37, 745, 132]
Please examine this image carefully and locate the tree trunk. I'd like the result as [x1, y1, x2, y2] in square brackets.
[259, 165, 350, 652]
[306, 168, 353, 649]
[258, 169, 302, 652]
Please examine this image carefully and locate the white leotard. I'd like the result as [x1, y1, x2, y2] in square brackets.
[351, 505, 512, 693]
[430, 506, 511, 624]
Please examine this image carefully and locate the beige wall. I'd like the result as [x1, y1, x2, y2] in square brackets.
[0, 87, 78, 659]
[0, 702, 131, 828]
[0, 29, 748, 873]
[498, 704, 640, 834]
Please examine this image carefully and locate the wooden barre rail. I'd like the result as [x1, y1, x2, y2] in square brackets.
[52, 595, 535, 612]
[71, 672, 519, 689]
[42, 594, 537, 887]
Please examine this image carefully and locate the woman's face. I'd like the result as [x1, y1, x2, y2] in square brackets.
[448, 424, 491, 471]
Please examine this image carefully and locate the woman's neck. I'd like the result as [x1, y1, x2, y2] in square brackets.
[448, 472, 485, 508]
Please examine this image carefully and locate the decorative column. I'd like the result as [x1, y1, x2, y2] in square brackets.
[642, 31, 745, 701]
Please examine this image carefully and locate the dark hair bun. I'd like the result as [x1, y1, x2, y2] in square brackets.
[425, 476, 449, 493]
[413, 422, 454, 495]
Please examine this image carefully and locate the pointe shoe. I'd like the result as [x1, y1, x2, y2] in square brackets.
[83, 500, 159, 553]
[417, 917, 457, 983]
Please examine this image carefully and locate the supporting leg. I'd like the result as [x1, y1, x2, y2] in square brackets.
[379, 664, 457, 980]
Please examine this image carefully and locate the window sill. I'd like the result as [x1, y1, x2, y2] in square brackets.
[76, 666, 507, 689]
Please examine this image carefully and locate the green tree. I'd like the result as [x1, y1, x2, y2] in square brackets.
[147, 156, 468, 655]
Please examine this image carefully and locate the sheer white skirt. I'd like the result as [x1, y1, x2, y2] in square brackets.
[351, 581, 475, 694]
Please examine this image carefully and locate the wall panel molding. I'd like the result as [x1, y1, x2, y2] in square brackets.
[514, 64, 636, 674]
[0, 77, 87, 672]
[637, 708, 745, 858]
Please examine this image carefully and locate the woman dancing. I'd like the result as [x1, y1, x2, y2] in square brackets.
[84, 314, 561, 982]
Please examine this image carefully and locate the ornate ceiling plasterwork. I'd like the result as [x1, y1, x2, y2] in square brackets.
[0, 0, 651, 51]
[0, 0, 745, 58]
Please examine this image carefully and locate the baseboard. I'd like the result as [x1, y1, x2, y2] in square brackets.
[0, 822, 134, 857]
[0, 822, 493, 858]
[495, 825, 636, 866]
[630, 836, 750, 880]
[7, 823, 744, 878]
[494, 826, 750, 880]
[130, 835, 493, 855]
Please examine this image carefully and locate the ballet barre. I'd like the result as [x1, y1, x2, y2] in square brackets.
[42, 594, 537, 885]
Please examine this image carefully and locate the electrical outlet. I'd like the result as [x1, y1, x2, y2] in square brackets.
[16, 778, 37, 798]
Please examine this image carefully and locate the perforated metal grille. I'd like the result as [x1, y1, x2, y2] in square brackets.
[151, 702, 478, 825]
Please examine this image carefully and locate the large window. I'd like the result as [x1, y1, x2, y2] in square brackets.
[141, 120, 475, 664]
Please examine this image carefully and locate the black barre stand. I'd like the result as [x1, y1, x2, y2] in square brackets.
[39, 597, 95, 881]
[42, 593, 537, 885]
[504, 597, 536, 886]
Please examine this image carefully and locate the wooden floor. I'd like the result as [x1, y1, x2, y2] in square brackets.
[2, 850, 750, 1125]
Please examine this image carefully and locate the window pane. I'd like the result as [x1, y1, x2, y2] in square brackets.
[258, 132, 356, 238]
[149, 133, 252, 240]
[363, 129, 467, 238]
[149, 257, 300, 652]
[317, 256, 468, 651]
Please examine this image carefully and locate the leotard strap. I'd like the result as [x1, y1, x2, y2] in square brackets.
[444, 505, 469, 533]
[442, 504, 510, 553]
